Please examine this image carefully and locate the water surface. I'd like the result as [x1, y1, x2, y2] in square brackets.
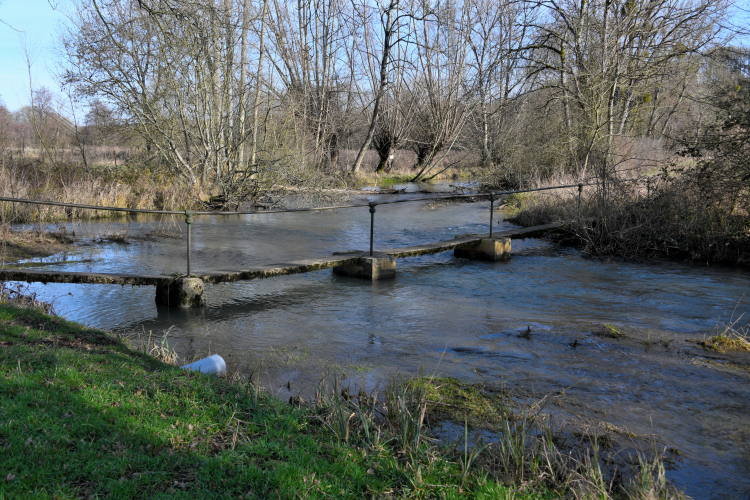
[11, 194, 750, 499]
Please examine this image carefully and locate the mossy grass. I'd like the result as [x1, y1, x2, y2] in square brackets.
[596, 324, 625, 339]
[413, 377, 511, 427]
[699, 311, 750, 353]
[700, 332, 750, 353]
[352, 167, 472, 189]
[0, 302, 532, 499]
[352, 173, 417, 189]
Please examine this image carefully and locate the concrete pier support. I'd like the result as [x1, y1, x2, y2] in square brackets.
[454, 237, 511, 261]
[333, 253, 397, 280]
[156, 278, 206, 308]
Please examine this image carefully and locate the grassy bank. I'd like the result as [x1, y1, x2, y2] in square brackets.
[0, 300, 532, 499]
[504, 174, 750, 267]
[0, 293, 689, 499]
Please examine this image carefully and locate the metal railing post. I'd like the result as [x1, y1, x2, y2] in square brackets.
[577, 183, 583, 223]
[369, 202, 376, 256]
[489, 193, 495, 237]
[647, 177, 651, 198]
[185, 210, 193, 276]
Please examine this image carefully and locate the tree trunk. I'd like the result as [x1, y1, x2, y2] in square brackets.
[352, 0, 397, 174]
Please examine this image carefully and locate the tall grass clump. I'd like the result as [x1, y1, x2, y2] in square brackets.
[119, 327, 181, 366]
[0, 281, 56, 314]
[477, 403, 686, 498]
[313, 374, 431, 453]
[701, 307, 750, 352]
[0, 158, 201, 223]
[310, 374, 687, 499]
[505, 171, 750, 266]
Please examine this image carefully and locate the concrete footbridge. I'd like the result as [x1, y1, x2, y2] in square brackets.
[0, 187, 579, 307]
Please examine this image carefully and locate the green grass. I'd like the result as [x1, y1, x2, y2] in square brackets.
[353, 173, 416, 188]
[701, 332, 750, 353]
[0, 303, 533, 499]
[699, 313, 750, 353]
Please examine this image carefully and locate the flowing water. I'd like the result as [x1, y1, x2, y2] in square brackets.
[10, 188, 750, 499]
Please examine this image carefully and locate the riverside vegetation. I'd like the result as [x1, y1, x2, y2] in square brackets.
[503, 169, 750, 268]
[503, 76, 750, 268]
[0, 286, 687, 499]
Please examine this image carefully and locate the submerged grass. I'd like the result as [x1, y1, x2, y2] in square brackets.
[701, 312, 750, 353]
[597, 324, 626, 339]
[418, 377, 510, 427]
[0, 294, 688, 499]
[0, 224, 79, 265]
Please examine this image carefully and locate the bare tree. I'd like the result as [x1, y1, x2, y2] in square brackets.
[526, 0, 730, 182]
[61, 0, 278, 206]
[349, 0, 406, 174]
[265, 0, 356, 170]
[407, 0, 472, 181]
[464, 0, 532, 169]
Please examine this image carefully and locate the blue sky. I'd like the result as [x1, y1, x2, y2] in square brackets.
[0, 0, 69, 111]
[0, 0, 748, 114]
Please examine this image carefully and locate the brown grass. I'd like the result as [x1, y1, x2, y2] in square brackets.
[0, 158, 202, 224]
[0, 224, 78, 265]
[505, 171, 750, 267]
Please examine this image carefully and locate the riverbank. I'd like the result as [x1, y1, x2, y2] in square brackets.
[502, 176, 750, 268]
[1, 225, 77, 265]
[0, 296, 691, 499]
[0, 300, 494, 498]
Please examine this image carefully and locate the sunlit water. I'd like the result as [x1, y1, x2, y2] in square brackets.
[9, 190, 750, 499]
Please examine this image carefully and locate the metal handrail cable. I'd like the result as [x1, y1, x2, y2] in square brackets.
[1, 182, 591, 276]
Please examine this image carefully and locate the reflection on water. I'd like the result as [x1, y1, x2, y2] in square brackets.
[11, 195, 750, 499]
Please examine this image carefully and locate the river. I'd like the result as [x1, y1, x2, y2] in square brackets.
[10, 188, 750, 499]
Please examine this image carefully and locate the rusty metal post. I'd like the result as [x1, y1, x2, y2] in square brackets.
[185, 210, 193, 276]
[489, 193, 495, 237]
[577, 183, 583, 223]
[369, 202, 376, 256]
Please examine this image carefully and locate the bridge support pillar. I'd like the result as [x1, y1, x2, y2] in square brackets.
[156, 278, 206, 308]
[454, 237, 511, 261]
[333, 253, 396, 280]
